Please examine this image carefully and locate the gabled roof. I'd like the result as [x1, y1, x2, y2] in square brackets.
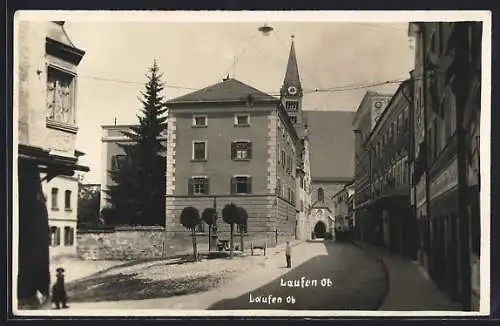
[167, 78, 278, 104]
[283, 39, 302, 90]
[304, 110, 356, 181]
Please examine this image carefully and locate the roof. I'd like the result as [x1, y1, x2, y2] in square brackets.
[304, 110, 356, 180]
[167, 78, 278, 104]
[47, 21, 78, 49]
[283, 39, 302, 89]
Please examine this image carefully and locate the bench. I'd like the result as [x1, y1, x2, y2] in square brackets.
[250, 241, 267, 256]
[217, 239, 230, 251]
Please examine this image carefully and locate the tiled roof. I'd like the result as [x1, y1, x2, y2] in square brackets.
[167, 78, 278, 104]
[304, 110, 356, 180]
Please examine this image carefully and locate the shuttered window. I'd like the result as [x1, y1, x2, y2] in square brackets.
[231, 141, 252, 160]
[188, 177, 209, 195]
[231, 176, 252, 194]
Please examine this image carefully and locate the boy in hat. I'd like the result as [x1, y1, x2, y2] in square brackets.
[52, 267, 69, 309]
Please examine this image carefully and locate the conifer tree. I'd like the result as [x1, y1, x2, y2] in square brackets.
[104, 61, 167, 226]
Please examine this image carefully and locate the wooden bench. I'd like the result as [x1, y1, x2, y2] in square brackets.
[217, 239, 230, 251]
[250, 241, 267, 256]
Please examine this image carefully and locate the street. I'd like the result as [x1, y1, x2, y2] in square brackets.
[208, 240, 387, 310]
[60, 240, 387, 311]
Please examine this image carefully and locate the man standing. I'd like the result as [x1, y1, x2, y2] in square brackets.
[285, 240, 292, 268]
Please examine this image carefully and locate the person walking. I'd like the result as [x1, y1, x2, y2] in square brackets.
[285, 240, 292, 268]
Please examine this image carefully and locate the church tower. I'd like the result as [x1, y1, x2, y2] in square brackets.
[280, 35, 304, 130]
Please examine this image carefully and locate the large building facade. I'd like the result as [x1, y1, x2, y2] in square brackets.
[164, 77, 303, 250]
[355, 81, 417, 258]
[352, 91, 392, 242]
[16, 20, 87, 307]
[409, 22, 483, 311]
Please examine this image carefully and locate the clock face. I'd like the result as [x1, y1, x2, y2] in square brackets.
[288, 86, 297, 95]
[374, 101, 383, 109]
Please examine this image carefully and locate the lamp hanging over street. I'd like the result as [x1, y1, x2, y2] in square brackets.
[258, 23, 274, 36]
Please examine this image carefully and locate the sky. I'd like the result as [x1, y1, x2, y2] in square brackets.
[62, 20, 414, 184]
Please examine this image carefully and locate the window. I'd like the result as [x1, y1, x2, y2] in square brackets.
[237, 222, 248, 234]
[289, 116, 298, 124]
[231, 141, 252, 160]
[277, 144, 280, 164]
[111, 155, 127, 171]
[64, 226, 74, 246]
[318, 188, 325, 202]
[300, 200, 304, 212]
[276, 178, 281, 195]
[51, 188, 59, 210]
[195, 222, 205, 233]
[192, 141, 207, 161]
[188, 177, 209, 195]
[231, 176, 252, 194]
[192, 115, 207, 127]
[234, 114, 250, 126]
[46, 67, 76, 126]
[285, 100, 299, 111]
[49, 226, 60, 246]
[64, 190, 72, 211]
[281, 150, 286, 168]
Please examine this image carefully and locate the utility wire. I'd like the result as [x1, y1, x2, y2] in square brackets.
[219, 32, 260, 81]
[78, 73, 416, 96]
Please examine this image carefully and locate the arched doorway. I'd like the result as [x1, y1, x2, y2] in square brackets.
[314, 221, 327, 239]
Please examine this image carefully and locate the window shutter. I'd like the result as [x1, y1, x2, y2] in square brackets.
[55, 228, 60, 245]
[247, 177, 252, 194]
[230, 177, 236, 194]
[247, 142, 253, 159]
[231, 142, 236, 160]
[204, 178, 210, 195]
[188, 178, 193, 195]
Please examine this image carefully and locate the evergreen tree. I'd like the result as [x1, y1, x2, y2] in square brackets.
[104, 61, 167, 226]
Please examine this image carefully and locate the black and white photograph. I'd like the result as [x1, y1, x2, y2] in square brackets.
[12, 10, 491, 317]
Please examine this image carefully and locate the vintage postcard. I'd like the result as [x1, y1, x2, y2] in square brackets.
[11, 10, 491, 317]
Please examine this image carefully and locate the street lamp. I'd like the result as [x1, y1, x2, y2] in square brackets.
[258, 23, 274, 36]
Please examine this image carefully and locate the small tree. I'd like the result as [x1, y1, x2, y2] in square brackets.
[180, 206, 201, 261]
[222, 203, 240, 258]
[238, 207, 248, 253]
[201, 207, 217, 251]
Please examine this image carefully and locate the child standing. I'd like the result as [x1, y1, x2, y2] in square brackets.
[285, 240, 292, 268]
[52, 268, 69, 309]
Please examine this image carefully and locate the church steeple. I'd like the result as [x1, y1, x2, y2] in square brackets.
[282, 35, 302, 93]
[280, 35, 303, 128]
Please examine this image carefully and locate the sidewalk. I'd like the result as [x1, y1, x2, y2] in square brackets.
[353, 241, 462, 311]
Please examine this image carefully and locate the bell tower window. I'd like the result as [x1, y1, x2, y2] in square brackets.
[285, 100, 299, 111]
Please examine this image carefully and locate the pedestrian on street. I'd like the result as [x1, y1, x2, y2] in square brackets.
[52, 267, 69, 309]
[285, 240, 292, 268]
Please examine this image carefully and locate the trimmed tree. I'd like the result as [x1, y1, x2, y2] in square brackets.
[180, 206, 201, 261]
[104, 60, 167, 226]
[201, 207, 218, 252]
[238, 207, 248, 253]
[222, 203, 241, 258]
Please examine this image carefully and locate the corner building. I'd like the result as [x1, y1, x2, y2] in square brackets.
[164, 78, 302, 250]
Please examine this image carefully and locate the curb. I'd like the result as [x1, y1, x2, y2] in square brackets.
[350, 240, 390, 311]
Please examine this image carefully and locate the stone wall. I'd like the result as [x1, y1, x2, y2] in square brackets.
[76, 224, 283, 261]
[77, 226, 168, 260]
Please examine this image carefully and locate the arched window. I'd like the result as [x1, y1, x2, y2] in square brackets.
[64, 226, 74, 246]
[318, 188, 325, 203]
[49, 226, 60, 246]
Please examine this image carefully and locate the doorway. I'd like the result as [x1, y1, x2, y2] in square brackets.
[313, 221, 327, 239]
